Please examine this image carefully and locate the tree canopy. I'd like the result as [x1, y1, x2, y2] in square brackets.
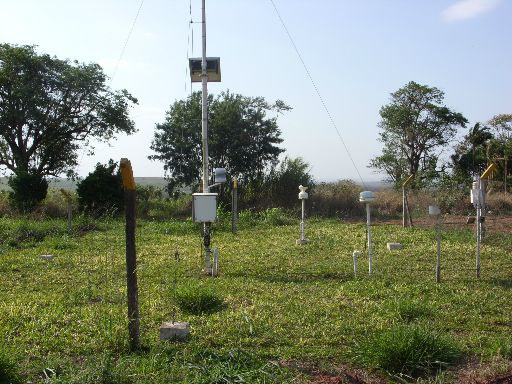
[451, 123, 493, 183]
[369, 81, 467, 186]
[0, 43, 137, 180]
[149, 90, 290, 193]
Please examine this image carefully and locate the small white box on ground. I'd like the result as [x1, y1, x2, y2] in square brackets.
[159, 322, 190, 341]
[40, 254, 54, 260]
[192, 193, 217, 222]
[387, 243, 402, 251]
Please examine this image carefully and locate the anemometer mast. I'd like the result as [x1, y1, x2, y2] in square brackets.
[200, 0, 208, 194]
[189, 0, 225, 276]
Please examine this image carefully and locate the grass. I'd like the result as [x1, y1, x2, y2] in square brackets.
[0, 214, 511, 382]
[174, 283, 225, 315]
[355, 324, 461, 378]
[0, 344, 20, 384]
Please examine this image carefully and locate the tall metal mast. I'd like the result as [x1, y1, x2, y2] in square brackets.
[201, 0, 209, 193]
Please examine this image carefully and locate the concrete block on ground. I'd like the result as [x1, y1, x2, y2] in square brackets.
[40, 254, 54, 260]
[159, 322, 190, 341]
[386, 243, 402, 251]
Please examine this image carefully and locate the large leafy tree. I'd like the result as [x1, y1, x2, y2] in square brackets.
[370, 81, 468, 187]
[149, 90, 289, 193]
[451, 123, 493, 183]
[0, 43, 137, 206]
[487, 114, 512, 192]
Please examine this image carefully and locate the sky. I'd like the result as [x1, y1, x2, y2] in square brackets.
[0, 0, 511, 182]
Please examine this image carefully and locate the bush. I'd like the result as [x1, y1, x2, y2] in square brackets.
[356, 325, 460, 378]
[8, 171, 48, 213]
[76, 160, 123, 215]
[238, 157, 314, 211]
[265, 157, 314, 209]
[136, 185, 163, 218]
[174, 283, 224, 315]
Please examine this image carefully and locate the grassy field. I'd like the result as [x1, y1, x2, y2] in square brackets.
[0, 213, 511, 383]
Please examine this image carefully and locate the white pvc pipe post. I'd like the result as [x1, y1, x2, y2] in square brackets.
[300, 199, 306, 241]
[353, 251, 359, 278]
[366, 203, 372, 274]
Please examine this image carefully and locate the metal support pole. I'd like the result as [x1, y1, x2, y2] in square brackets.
[200, 0, 212, 273]
[476, 205, 481, 278]
[366, 203, 372, 274]
[201, 0, 209, 195]
[231, 178, 238, 234]
[436, 215, 441, 283]
[203, 223, 211, 270]
[402, 187, 406, 228]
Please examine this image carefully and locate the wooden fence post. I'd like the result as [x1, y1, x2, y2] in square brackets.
[120, 158, 140, 351]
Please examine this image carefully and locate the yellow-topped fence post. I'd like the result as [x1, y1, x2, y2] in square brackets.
[120, 158, 139, 351]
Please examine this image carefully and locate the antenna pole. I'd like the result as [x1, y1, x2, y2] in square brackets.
[200, 0, 213, 273]
[201, 0, 209, 194]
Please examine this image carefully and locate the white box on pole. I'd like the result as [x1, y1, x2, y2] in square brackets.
[192, 193, 218, 223]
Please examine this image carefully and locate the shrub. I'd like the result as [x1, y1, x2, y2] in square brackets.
[76, 160, 123, 215]
[238, 157, 314, 211]
[356, 325, 460, 378]
[136, 184, 163, 218]
[264, 157, 315, 209]
[174, 283, 224, 315]
[8, 171, 48, 213]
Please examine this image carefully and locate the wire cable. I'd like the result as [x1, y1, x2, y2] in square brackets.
[110, 0, 145, 84]
[77, 0, 144, 168]
[268, 0, 366, 189]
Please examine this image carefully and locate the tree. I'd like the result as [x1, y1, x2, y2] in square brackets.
[369, 81, 467, 187]
[0, 43, 137, 206]
[451, 123, 493, 183]
[149, 90, 289, 194]
[488, 114, 512, 192]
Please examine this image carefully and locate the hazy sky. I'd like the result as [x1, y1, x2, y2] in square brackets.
[1, 0, 510, 182]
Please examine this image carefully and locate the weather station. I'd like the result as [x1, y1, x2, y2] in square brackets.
[189, 0, 225, 277]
